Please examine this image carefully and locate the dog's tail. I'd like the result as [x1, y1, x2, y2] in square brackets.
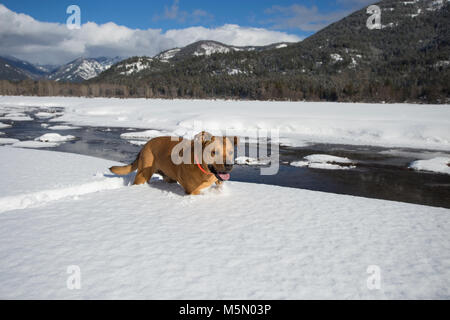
[109, 153, 140, 176]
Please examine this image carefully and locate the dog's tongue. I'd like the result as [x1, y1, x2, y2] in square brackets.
[218, 173, 230, 181]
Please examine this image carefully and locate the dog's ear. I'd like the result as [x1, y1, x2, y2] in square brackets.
[194, 131, 213, 145]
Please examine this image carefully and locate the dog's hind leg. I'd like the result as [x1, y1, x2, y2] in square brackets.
[133, 148, 156, 185]
[157, 170, 177, 184]
[134, 167, 154, 185]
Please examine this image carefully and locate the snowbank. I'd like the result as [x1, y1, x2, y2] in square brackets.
[0, 138, 19, 145]
[120, 129, 172, 140]
[35, 133, 76, 143]
[291, 154, 356, 170]
[0, 147, 448, 299]
[48, 125, 81, 130]
[12, 141, 59, 148]
[235, 156, 271, 166]
[0, 112, 33, 121]
[304, 154, 353, 164]
[35, 112, 61, 119]
[0, 96, 449, 150]
[127, 140, 147, 146]
[0, 122, 11, 129]
[409, 157, 450, 175]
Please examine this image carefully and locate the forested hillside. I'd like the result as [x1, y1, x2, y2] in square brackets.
[1, 0, 449, 103]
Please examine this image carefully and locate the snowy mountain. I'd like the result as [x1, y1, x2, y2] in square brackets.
[0, 58, 29, 81]
[47, 57, 122, 82]
[91, 0, 450, 103]
[154, 40, 293, 63]
[35, 64, 60, 74]
[1, 0, 448, 103]
[0, 40, 293, 82]
[0, 56, 122, 83]
[97, 40, 294, 80]
[115, 57, 155, 76]
[0, 56, 49, 80]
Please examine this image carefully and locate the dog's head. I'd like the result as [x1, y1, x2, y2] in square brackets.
[194, 131, 239, 181]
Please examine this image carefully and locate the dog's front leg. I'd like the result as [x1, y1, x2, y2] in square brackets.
[180, 182, 200, 195]
[184, 181, 214, 195]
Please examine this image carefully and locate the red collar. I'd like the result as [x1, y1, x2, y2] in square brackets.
[194, 154, 213, 175]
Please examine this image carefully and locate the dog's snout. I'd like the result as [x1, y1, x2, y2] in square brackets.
[225, 164, 233, 171]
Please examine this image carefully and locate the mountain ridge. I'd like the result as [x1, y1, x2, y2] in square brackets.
[89, 0, 449, 103]
[47, 57, 123, 82]
[0, 56, 123, 83]
[0, 40, 294, 83]
[1, 0, 448, 103]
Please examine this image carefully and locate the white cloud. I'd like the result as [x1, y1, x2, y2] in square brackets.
[0, 4, 300, 65]
[163, 24, 301, 48]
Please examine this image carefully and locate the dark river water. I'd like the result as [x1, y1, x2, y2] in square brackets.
[1, 108, 450, 208]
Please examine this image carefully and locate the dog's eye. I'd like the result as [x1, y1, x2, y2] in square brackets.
[211, 151, 216, 156]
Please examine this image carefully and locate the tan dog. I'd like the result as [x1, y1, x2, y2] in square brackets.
[110, 132, 237, 195]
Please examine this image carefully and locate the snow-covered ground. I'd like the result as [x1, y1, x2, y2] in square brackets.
[0, 96, 449, 151]
[0, 112, 33, 121]
[35, 112, 62, 119]
[0, 122, 12, 129]
[0, 147, 449, 299]
[409, 157, 450, 175]
[0, 138, 19, 145]
[35, 133, 76, 143]
[11, 140, 59, 148]
[48, 125, 81, 130]
[0, 134, 75, 148]
[291, 154, 356, 170]
[120, 129, 172, 141]
[235, 156, 271, 166]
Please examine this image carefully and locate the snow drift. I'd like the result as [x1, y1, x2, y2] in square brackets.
[0, 147, 448, 299]
[0, 96, 449, 150]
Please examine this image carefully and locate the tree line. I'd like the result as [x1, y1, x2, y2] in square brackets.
[0, 76, 446, 104]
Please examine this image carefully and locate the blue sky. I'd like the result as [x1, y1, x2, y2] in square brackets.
[0, 0, 376, 64]
[1, 0, 374, 38]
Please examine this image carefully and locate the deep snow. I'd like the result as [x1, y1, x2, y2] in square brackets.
[0, 96, 449, 150]
[409, 157, 450, 175]
[0, 138, 19, 145]
[0, 147, 449, 299]
[11, 141, 59, 148]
